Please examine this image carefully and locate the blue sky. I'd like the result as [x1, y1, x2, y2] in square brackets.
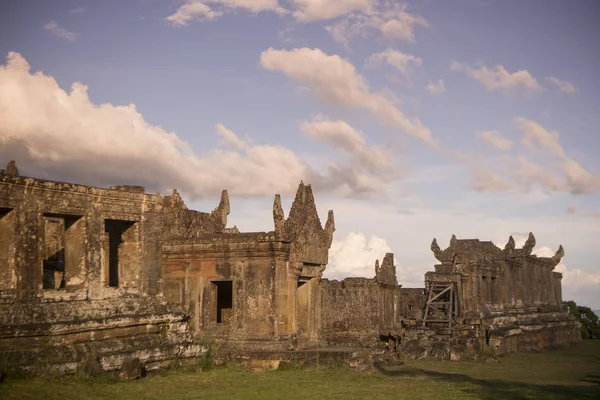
[1, 0, 599, 307]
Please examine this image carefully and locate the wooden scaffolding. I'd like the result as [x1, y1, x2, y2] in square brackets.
[422, 281, 458, 328]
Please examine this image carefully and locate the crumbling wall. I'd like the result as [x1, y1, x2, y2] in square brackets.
[319, 253, 426, 347]
[0, 162, 203, 375]
[161, 189, 229, 241]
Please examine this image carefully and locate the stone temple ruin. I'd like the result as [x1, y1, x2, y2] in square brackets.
[0, 161, 581, 375]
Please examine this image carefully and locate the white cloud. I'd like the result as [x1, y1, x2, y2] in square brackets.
[69, 7, 85, 14]
[470, 169, 513, 192]
[301, 115, 365, 153]
[478, 130, 513, 151]
[465, 118, 600, 195]
[300, 114, 395, 173]
[325, 1, 429, 48]
[43, 20, 78, 41]
[260, 47, 434, 145]
[291, 0, 373, 22]
[546, 76, 578, 93]
[450, 61, 541, 92]
[365, 49, 422, 81]
[515, 117, 564, 158]
[165, 0, 285, 26]
[560, 158, 600, 194]
[426, 79, 446, 95]
[165, 2, 222, 25]
[325, 232, 391, 279]
[510, 155, 564, 192]
[0, 52, 402, 199]
[514, 118, 599, 194]
[216, 123, 248, 149]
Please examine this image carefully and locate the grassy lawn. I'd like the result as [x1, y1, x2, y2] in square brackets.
[1, 341, 599, 400]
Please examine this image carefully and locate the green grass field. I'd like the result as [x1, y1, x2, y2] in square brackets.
[1, 341, 599, 400]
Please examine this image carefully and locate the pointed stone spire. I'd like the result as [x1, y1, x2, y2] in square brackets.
[324, 210, 335, 247]
[273, 194, 285, 238]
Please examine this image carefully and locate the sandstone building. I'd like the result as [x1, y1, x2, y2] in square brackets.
[0, 161, 580, 374]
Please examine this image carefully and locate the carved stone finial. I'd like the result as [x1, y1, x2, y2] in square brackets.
[324, 210, 335, 247]
[551, 245, 565, 268]
[273, 194, 285, 237]
[504, 235, 515, 253]
[6, 160, 19, 176]
[450, 234, 457, 247]
[522, 232, 536, 255]
[210, 190, 230, 230]
[431, 238, 443, 261]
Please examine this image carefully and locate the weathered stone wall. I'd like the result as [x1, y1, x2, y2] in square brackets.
[162, 234, 292, 349]
[162, 183, 335, 350]
[0, 164, 203, 374]
[319, 255, 426, 347]
[0, 161, 583, 372]
[0, 297, 204, 374]
[0, 170, 164, 300]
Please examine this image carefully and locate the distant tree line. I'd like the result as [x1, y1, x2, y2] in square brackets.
[563, 301, 600, 339]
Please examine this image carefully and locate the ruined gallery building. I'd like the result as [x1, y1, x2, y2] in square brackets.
[0, 161, 580, 374]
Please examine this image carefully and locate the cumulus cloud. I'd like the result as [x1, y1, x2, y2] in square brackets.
[426, 79, 446, 95]
[324, 231, 426, 286]
[44, 20, 77, 41]
[450, 61, 541, 92]
[0, 52, 406, 198]
[291, 0, 373, 22]
[478, 130, 513, 151]
[365, 49, 422, 81]
[546, 76, 578, 93]
[0, 51, 402, 199]
[324, 1, 429, 48]
[300, 114, 395, 174]
[260, 47, 434, 145]
[215, 123, 248, 149]
[165, 0, 285, 26]
[301, 115, 365, 153]
[325, 232, 392, 279]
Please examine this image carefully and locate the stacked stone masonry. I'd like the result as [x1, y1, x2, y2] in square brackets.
[0, 161, 581, 374]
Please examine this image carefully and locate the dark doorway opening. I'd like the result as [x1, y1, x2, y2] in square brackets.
[42, 214, 83, 290]
[104, 219, 135, 287]
[212, 281, 233, 324]
[0, 208, 11, 219]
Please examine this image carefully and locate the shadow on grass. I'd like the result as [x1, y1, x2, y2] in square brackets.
[581, 374, 600, 385]
[373, 362, 600, 400]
